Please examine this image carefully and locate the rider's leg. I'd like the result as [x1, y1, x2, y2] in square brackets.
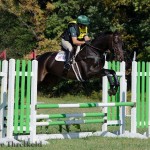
[64, 50, 72, 69]
[61, 39, 73, 70]
[75, 46, 80, 57]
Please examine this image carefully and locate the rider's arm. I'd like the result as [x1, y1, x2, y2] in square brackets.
[72, 37, 85, 46]
[69, 27, 85, 46]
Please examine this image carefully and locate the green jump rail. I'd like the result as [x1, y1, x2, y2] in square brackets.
[36, 102, 135, 109]
[36, 119, 105, 126]
[36, 112, 106, 119]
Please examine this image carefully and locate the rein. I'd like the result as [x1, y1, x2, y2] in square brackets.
[85, 43, 102, 52]
[82, 43, 104, 63]
[76, 33, 122, 62]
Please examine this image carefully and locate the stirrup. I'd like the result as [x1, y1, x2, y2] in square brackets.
[64, 63, 71, 70]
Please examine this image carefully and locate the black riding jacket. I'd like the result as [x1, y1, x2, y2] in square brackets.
[61, 23, 80, 44]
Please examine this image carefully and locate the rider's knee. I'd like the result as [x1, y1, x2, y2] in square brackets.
[67, 46, 73, 52]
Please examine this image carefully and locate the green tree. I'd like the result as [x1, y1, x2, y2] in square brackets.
[0, 11, 36, 58]
[0, 0, 55, 58]
[45, 0, 149, 50]
[0, 0, 149, 60]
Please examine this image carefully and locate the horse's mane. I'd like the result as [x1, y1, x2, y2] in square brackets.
[94, 31, 112, 37]
[94, 31, 119, 39]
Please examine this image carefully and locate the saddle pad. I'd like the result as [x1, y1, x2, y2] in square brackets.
[55, 51, 66, 61]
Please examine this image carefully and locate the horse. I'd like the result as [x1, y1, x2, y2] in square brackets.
[37, 31, 124, 96]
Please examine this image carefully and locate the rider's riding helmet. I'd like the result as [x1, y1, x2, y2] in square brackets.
[77, 15, 90, 26]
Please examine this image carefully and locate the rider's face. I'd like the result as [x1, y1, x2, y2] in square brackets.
[79, 24, 86, 28]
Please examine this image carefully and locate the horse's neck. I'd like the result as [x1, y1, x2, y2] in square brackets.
[74, 45, 98, 62]
[75, 36, 111, 61]
[92, 40, 108, 53]
[91, 34, 111, 53]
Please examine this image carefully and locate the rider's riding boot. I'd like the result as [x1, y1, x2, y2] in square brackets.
[64, 51, 71, 70]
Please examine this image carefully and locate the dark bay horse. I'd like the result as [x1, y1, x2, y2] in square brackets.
[37, 31, 124, 95]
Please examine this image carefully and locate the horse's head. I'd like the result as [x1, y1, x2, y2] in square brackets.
[91, 31, 124, 62]
[111, 31, 124, 61]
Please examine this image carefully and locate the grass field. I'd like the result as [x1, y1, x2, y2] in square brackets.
[2, 94, 150, 150]
[1, 137, 150, 150]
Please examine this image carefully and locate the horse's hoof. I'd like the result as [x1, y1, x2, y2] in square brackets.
[108, 89, 113, 96]
[112, 89, 117, 95]
[108, 88, 117, 96]
[64, 64, 71, 70]
[116, 83, 120, 87]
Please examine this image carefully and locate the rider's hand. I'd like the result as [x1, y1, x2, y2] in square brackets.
[85, 40, 91, 45]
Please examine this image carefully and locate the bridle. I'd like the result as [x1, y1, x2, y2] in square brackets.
[77, 33, 124, 62]
[111, 34, 124, 61]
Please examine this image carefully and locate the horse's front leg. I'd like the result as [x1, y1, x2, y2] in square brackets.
[101, 69, 119, 96]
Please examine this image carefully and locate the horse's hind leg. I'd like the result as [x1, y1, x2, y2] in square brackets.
[101, 69, 119, 96]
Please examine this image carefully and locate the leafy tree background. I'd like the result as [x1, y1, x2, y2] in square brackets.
[0, 0, 149, 60]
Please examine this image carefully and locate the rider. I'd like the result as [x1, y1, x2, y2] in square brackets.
[61, 15, 90, 70]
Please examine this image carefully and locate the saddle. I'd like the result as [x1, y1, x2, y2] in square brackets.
[55, 46, 85, 81]
[55, 46, 80, 63]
